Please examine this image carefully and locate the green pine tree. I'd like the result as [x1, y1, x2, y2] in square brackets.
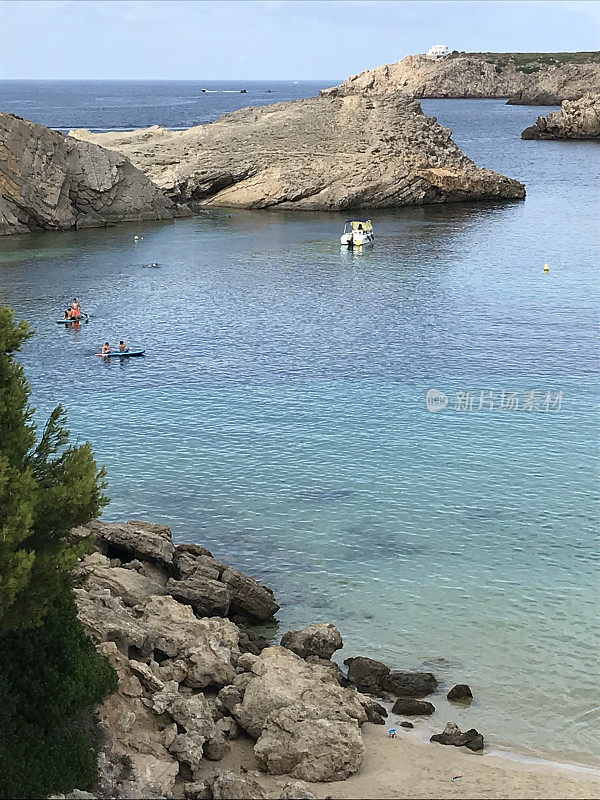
[0, 306, 117, 798]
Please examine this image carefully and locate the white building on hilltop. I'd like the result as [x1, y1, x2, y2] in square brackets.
[427, 44, 449, 59]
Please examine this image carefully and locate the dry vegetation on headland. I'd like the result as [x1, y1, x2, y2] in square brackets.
[61, 520, 600, 799]
[322, 51, 600, 105]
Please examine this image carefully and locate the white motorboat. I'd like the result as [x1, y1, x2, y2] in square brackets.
[340, 219, 374, 248]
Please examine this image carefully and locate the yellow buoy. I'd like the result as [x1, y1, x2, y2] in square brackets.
[544, 263, 549, 273]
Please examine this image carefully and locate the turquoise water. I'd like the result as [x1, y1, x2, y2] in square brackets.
[1, 98, 599, 766]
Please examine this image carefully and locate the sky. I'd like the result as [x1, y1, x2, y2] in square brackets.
[1, 0, 599, 80]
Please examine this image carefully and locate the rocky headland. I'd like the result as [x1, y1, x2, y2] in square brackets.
[521, 93, 600, 139]
[63, 519, 481, 799]
[69, 93, 525, 211]
[0, 113, 181, 236]
[320, 52, 600, 106]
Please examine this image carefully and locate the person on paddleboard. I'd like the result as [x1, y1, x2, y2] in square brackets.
[101, 342, 111, 355]
[119, 340, 129, 353]
[72, 298, 81, 318]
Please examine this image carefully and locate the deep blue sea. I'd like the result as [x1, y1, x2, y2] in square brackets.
[1, 81, 599, 767]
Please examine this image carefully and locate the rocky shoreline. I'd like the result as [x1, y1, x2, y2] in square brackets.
[0, 113, 184, 236]
[64, 520, 482, 799]
[69, 94, 524, 212]
[521, 93, 600, 140]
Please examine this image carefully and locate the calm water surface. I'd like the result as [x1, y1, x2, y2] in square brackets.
[0, 84, 599, 766]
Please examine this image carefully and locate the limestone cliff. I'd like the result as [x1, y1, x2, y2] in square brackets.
[0, 112, 177, 236]
[69, 93, 525, 211]
[321, 52, 600, 105]
[522, 93, 600, 139]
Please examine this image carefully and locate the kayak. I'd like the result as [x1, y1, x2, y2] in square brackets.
[57, 314, 89, 324]
[95, 350, 145, 358]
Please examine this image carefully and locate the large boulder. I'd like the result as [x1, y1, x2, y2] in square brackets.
[140, 596, 241, 689]
[231, 647, 366, 781]
[166, 573, 231, 617]
[343, 656, 390, 692]
[382, 670, 438, 697]
[232, 646, 366, 740]
[280, 623, 343, 660]
[391, 697, 435, 716]
[78, 553, 167, 607]
[344, 656, 438, 698]
[255, 705, 365, 782]
[447, 683, 473, 702]
[80, 520, 176, 566]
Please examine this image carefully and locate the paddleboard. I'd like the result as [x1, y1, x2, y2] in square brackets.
[57, 314, 89, 324]
[95, 350, 145, 358]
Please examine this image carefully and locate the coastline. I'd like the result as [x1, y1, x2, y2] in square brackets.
[194, 724, 600, 799]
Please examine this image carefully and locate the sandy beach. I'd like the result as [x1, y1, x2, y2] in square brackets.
[197, 722, 600, 799]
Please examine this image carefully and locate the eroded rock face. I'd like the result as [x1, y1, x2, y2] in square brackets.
[321, 53, 600, 105]
[0, 113, 177, 236]
[254, 706, 365, 782]
[280, 623, 343, 660]
[69, 93, 524, 210]
[521, 93, 600, 139]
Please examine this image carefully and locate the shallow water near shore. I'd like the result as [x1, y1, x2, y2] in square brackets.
[1, 87, 599, 767]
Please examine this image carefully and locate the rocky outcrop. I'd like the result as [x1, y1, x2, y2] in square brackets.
[74, 520, 279, 622]
[447, 683, 474, 701]
[430, 721, 484, 752]
[521, 93, 600, 139]
[69, 93, 525, 210]
[0, 112, 178, 236]
[321, 52, 600, 105]
[344, 655, 438, 698]
[391, 697, 435, 716]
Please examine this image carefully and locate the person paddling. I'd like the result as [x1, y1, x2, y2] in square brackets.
[119, 340, 129, 353]
[101, 342, 111, 355]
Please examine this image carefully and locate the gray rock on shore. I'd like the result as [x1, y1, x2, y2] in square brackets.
[0, 113, 178, 236]
[344, 655, 438, 698]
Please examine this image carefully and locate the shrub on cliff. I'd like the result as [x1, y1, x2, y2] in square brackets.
[0, 306, 116, 798]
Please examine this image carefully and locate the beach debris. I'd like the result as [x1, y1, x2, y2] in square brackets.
[447, 683, 473, 702]
[452, 774, 463, 781]
[388, 728, 397, 738]
[430, 722, 484, 751]
[391, 697, 435, 715]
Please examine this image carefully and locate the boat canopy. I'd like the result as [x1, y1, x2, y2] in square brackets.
[345, 219, 373, 231]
